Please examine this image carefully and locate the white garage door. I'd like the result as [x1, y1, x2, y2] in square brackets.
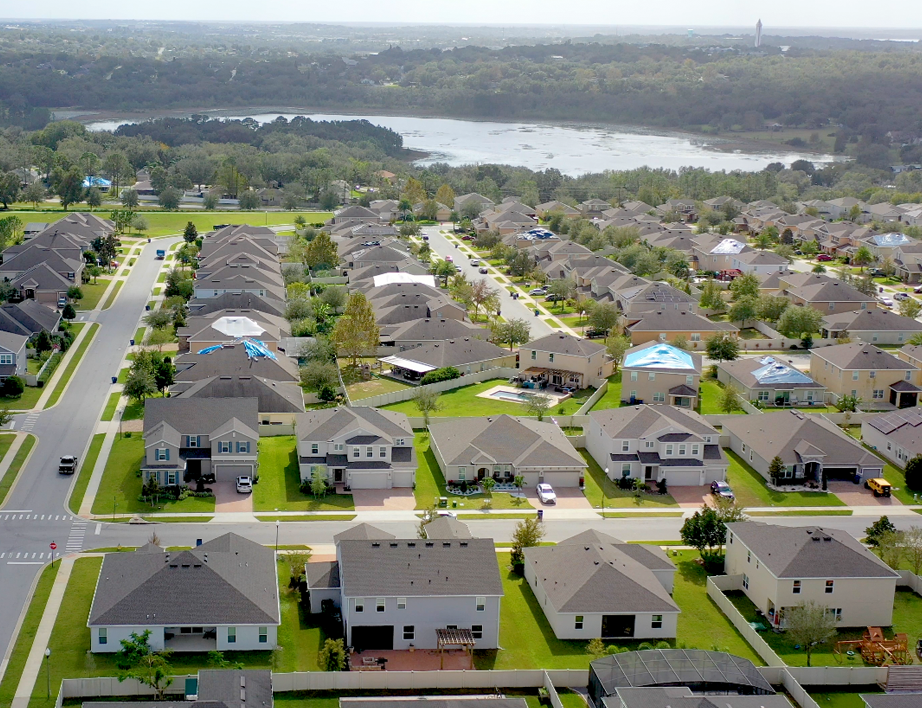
[393, 470, 414, 488]
[542, 472, 579, 488]
[665, 469, 703, 486]
[348, 471, 390, 489]
[214, 464, 253, 483]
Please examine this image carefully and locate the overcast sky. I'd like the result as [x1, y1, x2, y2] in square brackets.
[5, 0, 922, 28]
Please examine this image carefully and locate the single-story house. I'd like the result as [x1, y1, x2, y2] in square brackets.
[380, 337, 515, 381]
[717, 356, 826, 408]
[861, 407, 922, 468]
[821, 308, 922, 346]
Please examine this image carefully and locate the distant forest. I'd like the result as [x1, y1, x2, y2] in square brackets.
[2, 39, 922, 154]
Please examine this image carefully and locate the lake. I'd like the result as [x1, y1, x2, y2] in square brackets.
[84, 111, 841, 175]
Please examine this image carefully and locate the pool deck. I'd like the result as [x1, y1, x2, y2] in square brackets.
[476, 384, 570, 405]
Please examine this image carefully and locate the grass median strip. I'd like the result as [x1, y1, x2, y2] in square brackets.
[100, 280, 123, 310]
[67, 433, 105, 515]
[100, 391, 120, 421]
[44, 323, 99, 409]
[0, 433, 24, 506]
[255, 514, 358, 522]
[601, 511, 686, 518]
[748, 509, 854, 516]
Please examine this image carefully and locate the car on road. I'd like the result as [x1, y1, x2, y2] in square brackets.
[816, 254, 833, 262]
[421, 235, 429, 241]
[710, 480, 734, 500]
[879, 297, 894, 308]
[455, 265, 463, 272]
[58, 455, 78, 475]
[236, 476, 253, 494]
[445, 255, 453, 262]
[915, 286, 922, 294]
[894, 292, 910, 300]
[470, 260, 481, 266]
[536, 483, 557, 504]
[479, 267, 489, 274]
[529, 287, 547, 296]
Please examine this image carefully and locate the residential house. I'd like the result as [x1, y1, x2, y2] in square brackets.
[658, 199, 697, 221]
[380, 337, 515, 381]
[296, 407, 416, 489]
[612, 278, 695, 316]
[369, 199, 400, 221]
[414, 201, 452, 221]
[898, 343, 922, 369]
[327, 205, 382, 225]
[717, 357, 825, 408]
[865, 204, 908, 224]
[893, 244, 922, 283]
[724, 522, 899, 628]
[621, 342, 701, 408]
[581, 199, 612, 217]
[522, 333, 613, 389]
[0, 300, 61, 338]
[536, 200, 580, 219]
[0, 247, 82, 285]
[141, 398, 259, 485]
[371, 288, 468, 327]
[810, 342, 921, 409]
[862, 232, 916, 260]
[730, 250, 791, 274]
[721, 410, 883, 484]
[178, 311, 289, 353]
[623, 309, 738, 347]
[187, 291, 286, 319]
[423, 516, 474, 540]
[524, 530, 679, 641]
[173, 375, 304, 422]
[692, 236, 750, 273]
[454, 193, 495, 214]
[824, 197, 869, 221]
[333, 537, 503, 651]
[9, 263, 74, 307]
[585, 405, 728, 487]
[0, 332, 28, 380]
[192, 271, 286, 302]
[861, 407, 922, 468]
[429, 414, 586, 488]
[820, 308, 922, 345]
[87, 534, 280, 653]
[778, 272, 877, 315]
[379, 318, 489, 353]
[172, 342, 299, 385]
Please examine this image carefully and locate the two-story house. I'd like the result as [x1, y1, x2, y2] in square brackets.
[621, 342, 702, 408]
[522, 333, 613, 389]
[142, 398, 259, 486]
[861, 407, 922, 468]
[725, 522, 899, 628]
[296, 407, 416, 489]
[810, 342, 921, 409]
[821, 308, 922, 346]
[778, 272, 877, 315]
[0, 332, 28, 380]
[585, 405, 728, 487]
[623, 309, 738, 348]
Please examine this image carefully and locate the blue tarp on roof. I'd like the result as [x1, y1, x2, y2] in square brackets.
[751, 356, 816, 385]
[82, 176, 112, 189]
[521, 227, 557, 240]
[711, 239, 747, 255]
[870, 232, 912, 247]
[624, 343, 696, 370]
[196, 338, 277, 361]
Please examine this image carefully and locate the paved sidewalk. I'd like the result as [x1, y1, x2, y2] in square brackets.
[11, 556, 74, 708]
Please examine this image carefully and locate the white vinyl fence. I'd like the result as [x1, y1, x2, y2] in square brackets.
[353, 367, 520, 408]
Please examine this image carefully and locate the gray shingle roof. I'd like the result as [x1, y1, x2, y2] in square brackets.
[423, 517, 473, 539]
[822, 308, 922, 333]
[590, 405, 718, 441]
[88, 534, 280, 626]
[143, 398, 259, 437]
[612, 687, 791, 708]
[333, 523, 395, 543]
[861, 696, 922, 708]
[297, 407, 413, 445]
[337, 538, 503, 597]
[812, 342, 917, 370]
[0, 300, 60, 337]
[173, 344, 298, 383]
[527, 333, 607, 357]
[176, 376, 304, 414]
[726, 522, 899, 579]
[305, 560, 340, 589]
[386, 337, 509, 369]
[187, 292, 286, 319]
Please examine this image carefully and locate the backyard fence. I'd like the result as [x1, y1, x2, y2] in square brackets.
[353, 367, 520, 408]
[898, 570, 922, 595]
[575, 380, 609, 416]
[406, 414, 590, 429]
[705, 575, 785, 667]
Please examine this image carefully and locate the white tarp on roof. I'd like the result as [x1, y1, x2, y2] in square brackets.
[624, 343, 696, 370]
[751, 356, 817, 385]
[711, 238, 747, 255]
[870, 232, 912, 247]
[379, 355, 437, 374]
[372, 273, 437, 288]
[210, 316, 266, 338]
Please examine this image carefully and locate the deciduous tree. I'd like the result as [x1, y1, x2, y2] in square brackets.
[511, 517, 546, 568]
[115, 630, 173, 699]
[705, 332, 739, 362]
[785, 601, 838, 667]
[331, 292, 379, 366]
[411, 388, 443, 427]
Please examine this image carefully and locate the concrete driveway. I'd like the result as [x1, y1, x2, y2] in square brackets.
[213, 482, 254, 513]
[524, 486, 592, 510]
[352, 489, 416, 511]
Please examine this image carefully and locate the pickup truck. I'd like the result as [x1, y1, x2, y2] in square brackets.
[58, 455, 78, 475]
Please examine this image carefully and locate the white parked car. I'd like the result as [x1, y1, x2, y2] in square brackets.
[879, 297, 894, 308]
[536, 483, 557, 505]
[235, 476, 253, 494]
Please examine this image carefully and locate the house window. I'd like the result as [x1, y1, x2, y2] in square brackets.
[659, 333, 667, 341]
[907, 371, 912, 381]
[692, 444, 700, 455]
[156, 448, 169, 461]
[549, 353, 554, 363]
[630, 371, 638, 382]
[653, 392, 665, 402]
[678, 444, 687, 456]
[852, 371, 859, 380]
[311, 443, 319, 455]
[793, 580, 802, 594]
[574, 616, 584, 630]
[648, 372, 656, 381]
[237, 442, 250, 454]
[531, 351, 536, 360]
[395, 438, 405, 446]
[355, 599, 364, 613]
[472, 624, 483, 639]
[0, 354, 12, 365]
[397, 598, 406, 610]
[334, 443, 344, 452]
[403, 625, 415, 640]
[686, 375, 694, 386]
[98, 628, 107, 645]
[219, 441, 231, 453]
[747, 551, 751, 563]
[353, 448, 360, 458]
[826, 608, 843, 622]
[366, 447, 373, 458]
[376, 598, 385, 612]
[728, 533, 733, 544]
[227, 627, 236, 644]
[187, 436, 200, 448]
[167, 471, 177, 485]
[652, 615, 663, 629]
[621, 441, 630, 452]
[825, 580, 834, 594]
[869, 371, 876, 379]
[259, 627, 268, 644]
[379, 447, 387, 458]
[621, 463, 631, 476]
[758, 391, 769, 401]
[691, 333, 701, 342]
[873, 390, 884, 399]
[458, 468, 466, 480]
[829, 302, 835, 310]
[742, 574, 749, 590]
[645, 441, 655, 449]
[665, 445, 674, 455]
[476, 596, 486, 612]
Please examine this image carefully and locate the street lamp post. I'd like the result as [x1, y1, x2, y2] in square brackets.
[44, 647, 51, 698]
[275, 520, 280, 552]
[603, 467, 609, 514]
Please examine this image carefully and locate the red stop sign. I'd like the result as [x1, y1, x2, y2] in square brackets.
[49, 542, 57, 550]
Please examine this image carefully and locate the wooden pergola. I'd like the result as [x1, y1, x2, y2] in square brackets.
[436, 628, 476, 669]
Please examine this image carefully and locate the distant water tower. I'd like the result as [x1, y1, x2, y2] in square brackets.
[755, 19, 763, 47]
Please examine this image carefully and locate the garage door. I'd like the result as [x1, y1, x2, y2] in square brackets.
[824, 466, 858, 481]
[393, 470, 414, 488]
[213, 464, 252, 483]
[665, 469, 703, 486]
[542, 472, 579, 488]
[351, 625, 394, 651]
[348, 471, 390, 489]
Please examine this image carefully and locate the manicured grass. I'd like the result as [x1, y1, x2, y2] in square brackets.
[457, 512, 537, 520]
[0, 562, 59, 707]
[67, 434, 105, 515]
[748, 509, 853, 516]
[761, 405, 834, 414]
[74, 278, 111, 311]
[90, 434, 215, 515]
[26, 357, 43, 375]
[346, 374, 414, 401]
[0, 434, 35, 507]
[256, 514, 358, 522]
[45, 324, 99, 408]
[726, 588, 922, 667]
[580, 449, 678, 509]
[413, 432, 533, 511]
[134, 326, 146, 344]
[253, 437, 355, 512]
[699, 379, 746, 415]
[0, 381, 45, 410]
[116, 367, 129, 384]
[809, 693, 880, 708]
[725, 449, 846, 508]
[142, 516, 214, 523]
[100, 280, 123, 310]
[589, 372, 623, 411]
[601, 511, 685, 518]
[382, 378, 595, 418]
[100, 391, 120, 421]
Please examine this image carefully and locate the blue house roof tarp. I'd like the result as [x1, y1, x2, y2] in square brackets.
[83, 176, 112, 189]
[751, 357, 816, 385]
[624, 343, 696, 371]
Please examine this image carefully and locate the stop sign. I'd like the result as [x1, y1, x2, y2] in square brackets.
[49, 542, 57, 550]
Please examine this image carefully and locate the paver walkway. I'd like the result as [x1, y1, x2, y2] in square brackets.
[352, 489, 416, 511]
[213, 482, 254, 513]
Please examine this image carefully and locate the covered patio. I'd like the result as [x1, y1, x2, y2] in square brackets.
[378, 354, 435, 382]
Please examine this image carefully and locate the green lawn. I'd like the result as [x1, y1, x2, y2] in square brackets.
[101, 280, 123, 310]
[0, 434, 35, 507]
[45, 324, 99, 408]
[699, 379, 746, 415]
[761, 405, 834, 414]
[382, 379, 596, 418]
[809, 693, 880, 708]
[100, 391, 120, 421]
[253, 437, 355, 512]
[26, 357, 43, 375]
[0, 563, 59, 707]
[725, 450, 846, 508]
[74, 279, 111, 311]
[67, 433, 105, 514]
[580, 449, 678, 508]
[0, 381, 45, 410]
[590, 372, 623, 411]
[90, 435, 215, 515]
[726, 588, 922, 667]
[0, 433, 20, 505]
[134, 326, 146, 344]
[413, 433, 534, 511]
[475, 550, 760, 670]
[346, 374, 414, 401]
[117, 367, 129, 384]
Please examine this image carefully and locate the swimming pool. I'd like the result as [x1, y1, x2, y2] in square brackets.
[490, 390, 540, 403]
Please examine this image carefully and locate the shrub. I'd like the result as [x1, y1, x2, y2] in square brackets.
[419, 366, 461, 386]
[2, 375, 24, 397]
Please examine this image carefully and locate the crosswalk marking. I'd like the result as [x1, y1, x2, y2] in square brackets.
[1, 513, 69, 522]
[19, 413, 39, 432]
